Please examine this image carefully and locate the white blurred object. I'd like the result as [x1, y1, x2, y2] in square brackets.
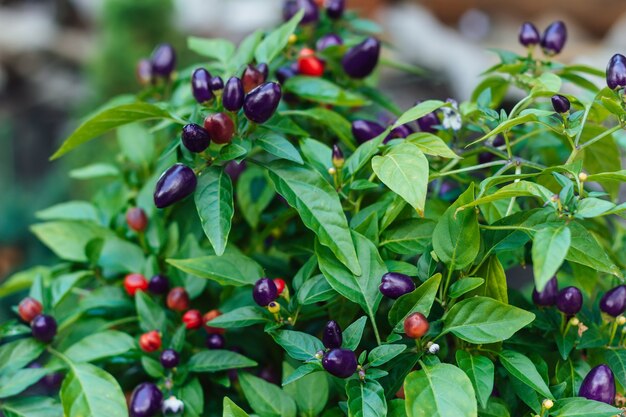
[0, 5, 57, 54]
[458, 9, 491, 42]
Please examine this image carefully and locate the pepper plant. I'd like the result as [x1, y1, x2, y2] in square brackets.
[2, 2, 626, 417]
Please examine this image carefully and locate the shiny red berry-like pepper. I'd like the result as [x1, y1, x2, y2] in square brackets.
[404, 312, 429, 339]
[182, 309, 202, 329]
[166, 287, 190, 312]
[18, 297, 43, 323]
[203, 309, 225, 334]
[139, 330, 162, 352]
[124, 273, 149, 296]
[126, 207, 148, 232]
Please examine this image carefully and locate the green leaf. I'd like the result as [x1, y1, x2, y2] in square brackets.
[267, 160, 360, 275]
[255, 9, 303, 63]
[178, 378, 204, 417]
[257, 133, 303, 164]
[368, 344, 407, 367]
[187, 37, 235, 64]
[69, 163, 120, 179]
[282, 363, 322, 386]
[549, 397, 621, 417]
[393, 100, 445, 127]
[388, 273, 441, 333]
[281, 108, 355, 149]
[449, 278, 485, 299]
[1, 396, 62, 417]
[372, 143, 429, 215]
[236, 166, 275, 228]
[455, 351, 494, 409]
[272, 330, 324, 361]
[296, 274, 336, 305]
[167, 253, 264, 286]
[442, 297, 535, 344]
[141, 356, 164, 378]
[467, 112, 536, 146]
[433, 185, 480, 270]
[0, 338, 45, 376]
[380, 219, 435, 256]
[188, 350, 257, 373]
[117, 123, 154, 167]
[586, 170, 626, 183]
[603, 349, 626, 389]
[284, 76, 369, 107]
[283, 362, 328, 417]
[51, 103, 175, 159]
[0, 368, 53, 398]
[404, 363, 477, 417]
[532, 225, 571, 291]
[316, 232, 385, 325]
[498, 350, 553, 399]
[406, 133, 460, 159]
[207, 306, 268, 328]
[135, 290, 167, 332]
[472, 255, 508, 303]
[457, 181, 553, 212]
[575, 198, 615, 218]
[195, 167, 234, 256]
[345, 133, 386, 179]
[566, 222, 621, 277]
[342, 316, 368, 350]
[239, 372, 296, 417]
[60, 362, 128, 417]
[63, 330, 136, 363]
[346, 379, 387, 417]
[223, 397, 251, 417]
[36, 201, 100, 222]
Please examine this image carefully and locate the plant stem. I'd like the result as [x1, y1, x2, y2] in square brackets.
[429, 160, 507, 179]
[370, 313, 382, 346]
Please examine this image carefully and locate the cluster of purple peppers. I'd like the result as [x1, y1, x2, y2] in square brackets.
[320, 320, 358, 378]
[137, 43, 177, 85]
[283, 0, 344, 25]
[518, 21, 567, 56]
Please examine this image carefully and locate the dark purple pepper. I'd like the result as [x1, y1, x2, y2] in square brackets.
[325, 0, 345, 19]
[283, 0, 319, 24]
[379, 272, 416, 299]
[224, 160, 247, 183]
[242, 64, 266, 94]
[150, 43, 176, 78]
[223, 77, 245, 112]
[492, 135, 505, 147]
[532, 276, 558, 307]
[417, 111, 440, 133]
[276, 66, 298, 84]
[518, 22, 540, 47]
[129, 383, 163, 417]
[556, 286, 583, 315]
[316, 34, 343, 51]
[579, 365, 616, 405]
[600, 285, 626, 317]
[341, 37, 380, 79]
[541, 21, 567, 56]
[258, 366, 280, 385]
[551, 94, 570, 113]
[160, 349, 180, 369]
[153, 163, 197, 209]
[148, 275, 169, 295]
[191, 68, 214, 103]
[243, 82, 282, 124]
[332, 144, 344, 168]
[351, 120, 385, 143]
[204, 113, 235, 144]
[136, 59, 153, 86]
[253, 278, 278, 306]
[210, 76, 224, 90]
[31, 315, 57, 343]
[181, 123, 210, 153]
[388, 123, 413, 140]
[606, 54, 626, 90]
[42, 372, 63, 390]
[206, 334, 225, 349]
[257, 63, 269, 80]
[322, 348, 357, 378]
[322, 320, 343, 349]
[478, 152, 496, 164]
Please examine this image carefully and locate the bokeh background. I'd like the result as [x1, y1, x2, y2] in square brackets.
[2, 0, 626, 282]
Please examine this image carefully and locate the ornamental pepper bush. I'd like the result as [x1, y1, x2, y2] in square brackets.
[2, 2, 626, 417]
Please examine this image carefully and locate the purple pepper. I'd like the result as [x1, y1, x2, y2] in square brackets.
[153, 163, 197, 209]
[181, 123, 210, 153]
[258, 366, 281, 385]
[206, 334, 225, 349]
[129, 383, 163, 417]
[551, 94, 570, 113]
[579, 365, 616, 405]
[253, 278, 278, 306]
[191, 68, 214, 103]
[257, 63, 269, 80]
[224, 160, 247, 183]
[415, 102, 440, 133]
[600, 285, 626, 317]
[150, 43, 176, 78]
[316, 34, 343, 51]
[556, 286, 583, 315]
[332, 144, 344, 168]
[136, 59, 153, 85]
[31, 315, 57, 343]
[518, 22, 540, 47]
[326, 0, 345, 19]
[388, 123, 413, 140]
[322, 348, 357, 378]
[243, 82, 282, 124]
[342, 37, 381, 79]
[532, 276, 558, 307]
[283, 0, 319, 24]
[223, 77, 245, 112]
[606, 53, 626, 90]
[242, 64, 267, 94]
[541, 21, 567, 56]
[379, 272, 416, 299]
[160, 349, 180, 369]
[148, 275, 169, 295]
[322, 320, 343, 349]
[210, 76, 224, 90]
[351, 120, 385, 143]
[276, 66, 298, 84]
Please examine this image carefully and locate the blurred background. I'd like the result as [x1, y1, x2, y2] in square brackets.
[1, 0, 626, 282]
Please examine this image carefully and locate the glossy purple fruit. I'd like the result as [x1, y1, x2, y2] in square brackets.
[129, 383, 163, 417]
[322, 320, 343, 349]
[242, 64, 266, 94]
[243, 82, 282, 124]
[579, 365, 616, 405]
[206, 334, 225, 349]
[160, 349, 180, 369]
[351, 120, 385, 143]
[519, 22, 540, 47]
[600, 285, 626, 317]
[283, 0, 319, 24]
[276, 67, 298, 85]
[606, 53, 626, 90]
[253, 278, 278, 306]
[379, 272, 416, 299]
[316, 34, 343, 51]
[31, 315, 57, 343]
[224, 160, 247, 183]
[181, 123, 210, 153]
[332, 144, 344, 168]
[154, 163, 197, 209]
[326, 0, 345, 19]
[148, 275, 169, 295]
[191, 68, 214, 103]
[556, 286, 583, 315]
[416, 110, 440, 134]
[151, 43, 176, 78]
[223, 77, 244, 112]
[136, 59, 153, 85]
[551, 94, 570, 113]
[342, 37, 380, 79]
[210, 76, 224, 90]
[532, 276, 558, 307]
[388, 123, 413, 140]
[322, 348, 357, 378]
[541, 21, 567, 56]
[257, 63, 269, 80]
